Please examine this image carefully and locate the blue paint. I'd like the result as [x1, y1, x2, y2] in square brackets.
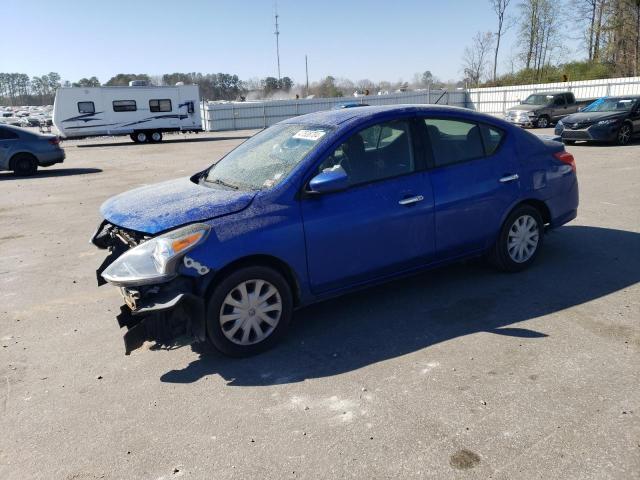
[100, 177, 255, 234]
[100, 105, 579, 304]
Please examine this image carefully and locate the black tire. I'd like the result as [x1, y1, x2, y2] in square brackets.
[11, 153, 38, 176]
[206, 266, 293, 357]
[133, 131, 148, 143]
[536, 116, 550, 129]
[616, 123, 632, 146]
[149, 131, 163, 143]
[490, 204, 544, 273]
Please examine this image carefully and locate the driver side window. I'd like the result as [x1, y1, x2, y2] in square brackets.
[319, 120, 415, 186]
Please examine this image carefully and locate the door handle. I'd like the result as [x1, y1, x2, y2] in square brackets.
[398, 195, 424, 206]
[499, 174, 519, 183]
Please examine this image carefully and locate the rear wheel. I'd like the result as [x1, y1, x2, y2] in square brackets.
[536, 116, 550, 129]
[206, 266, 293, 357]
[11, 153, 38, 176]
[616, 123, 632, 146]
[490, 205, 544, 272]
[150, 131, 163, 143]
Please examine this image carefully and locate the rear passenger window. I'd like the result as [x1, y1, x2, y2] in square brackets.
[149, 99, 172, 112]
[319, 120, 415, 186]
[423, 119, 485, 167]
[480, 124, 504, 155]
[113, 100, 137, 112]
[77, 101, 95, 114]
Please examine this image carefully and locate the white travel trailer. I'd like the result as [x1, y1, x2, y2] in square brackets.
[53, 83, 202, 142]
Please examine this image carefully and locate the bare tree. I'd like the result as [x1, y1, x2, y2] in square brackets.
[462, 31, 495, 86]
[490, 0, 513, 81]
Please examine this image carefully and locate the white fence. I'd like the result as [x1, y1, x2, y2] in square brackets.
[201, 76, 640, 131]
[467, 76, 640, 115]
[202, 89, 467, 131]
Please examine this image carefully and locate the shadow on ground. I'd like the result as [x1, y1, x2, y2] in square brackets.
[160, 225, 640, 386]
[75, 135, 252, 148]
[0, 167, 102, 180]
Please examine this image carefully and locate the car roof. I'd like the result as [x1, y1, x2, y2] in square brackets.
[281, 104, 500, 128]
[0, 124, 37, 137]
[528, 91, 569, 96]
[603, 95, 640, 100]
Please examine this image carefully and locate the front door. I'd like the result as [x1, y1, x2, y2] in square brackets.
[301, 119, 435, 293]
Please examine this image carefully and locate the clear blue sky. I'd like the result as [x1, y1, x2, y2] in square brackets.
[3, 0, 580, 84]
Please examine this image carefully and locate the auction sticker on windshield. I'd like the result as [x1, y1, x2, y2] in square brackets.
[293, 129, 327, 141]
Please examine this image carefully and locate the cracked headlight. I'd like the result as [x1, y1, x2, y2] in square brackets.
[102, 223, 211, 287]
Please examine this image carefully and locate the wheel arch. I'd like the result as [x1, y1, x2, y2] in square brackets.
[518, 198, 552, 225]
[205, 254, 302, 306]
[495, 198, 551, 240]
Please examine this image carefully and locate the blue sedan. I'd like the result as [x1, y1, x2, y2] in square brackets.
[92, 105, 579, 356]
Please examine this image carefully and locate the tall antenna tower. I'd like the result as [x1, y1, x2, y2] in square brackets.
[274, 4, 281, 81]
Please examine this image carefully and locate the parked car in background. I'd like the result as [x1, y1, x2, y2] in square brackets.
[505, 92, 594, 128]
[0, 125, 65, 176]
[92, 105, 579, 357]
[555, 96, 640, 145]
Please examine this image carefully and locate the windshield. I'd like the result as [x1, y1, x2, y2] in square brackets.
[582, 97, 637, 113]
[522, 94, 554, 105]
[204, 124, 331, 190]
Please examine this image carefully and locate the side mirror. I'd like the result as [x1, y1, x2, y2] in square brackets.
[309, 166, 349, 194]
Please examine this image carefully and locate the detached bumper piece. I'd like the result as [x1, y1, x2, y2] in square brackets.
[116, 285, 206, 355]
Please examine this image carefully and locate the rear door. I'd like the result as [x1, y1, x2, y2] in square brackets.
[301, 118, 435, 293]
[420, 117, 520, 259]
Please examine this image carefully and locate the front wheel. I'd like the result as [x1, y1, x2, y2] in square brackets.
[490, 205, 544, 272]
[150, 131, 163, 143]
[131, 131, 148, 143]
[206, 266, 293, 357]
[536, 116, 550, 129]
[616, 123, 632, 146]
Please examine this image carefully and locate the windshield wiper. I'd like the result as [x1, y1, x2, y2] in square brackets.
[206, 178, 240, 190]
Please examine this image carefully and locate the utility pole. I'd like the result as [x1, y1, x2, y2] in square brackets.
[274, 5, 281, 81]
[305, 55, 309, 96]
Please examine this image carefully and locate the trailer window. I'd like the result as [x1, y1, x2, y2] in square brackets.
[77, 101, 95, 114]
[113, 100, 137, 112]
[149, 99, 172, 112]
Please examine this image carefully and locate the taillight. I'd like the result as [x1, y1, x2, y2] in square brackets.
[48, 137, 60, 146]
[554, 150, 576, 172]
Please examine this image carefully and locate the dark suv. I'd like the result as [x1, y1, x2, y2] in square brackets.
[555, 96, 640, 145]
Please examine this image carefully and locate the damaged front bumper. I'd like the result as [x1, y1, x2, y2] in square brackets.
[116, 279, 206, 355]
[91, 220, 207, 355]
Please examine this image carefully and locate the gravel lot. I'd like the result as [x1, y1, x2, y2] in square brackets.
[1, 128, 638, 479]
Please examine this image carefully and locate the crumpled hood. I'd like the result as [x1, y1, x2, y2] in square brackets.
[101, 177, 256, 234]
[561, 111, 625, 124]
